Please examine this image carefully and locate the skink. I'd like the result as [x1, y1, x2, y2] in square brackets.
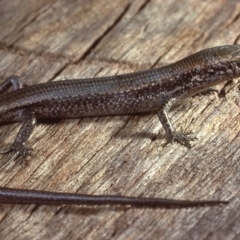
[0, 45, 239, 208]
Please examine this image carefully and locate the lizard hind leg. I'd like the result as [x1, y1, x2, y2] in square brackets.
[0, 109, 36, 169]
[0, 75, 24, 94]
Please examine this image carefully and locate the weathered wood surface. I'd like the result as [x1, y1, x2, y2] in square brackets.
[0, 0, 239, 239]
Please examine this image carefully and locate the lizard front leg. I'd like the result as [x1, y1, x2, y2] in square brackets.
[157, 99, 196, 148]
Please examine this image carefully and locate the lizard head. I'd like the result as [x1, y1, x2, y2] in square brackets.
[215, 45, 240, 70]
[229, 45, 240, 68]
[207, 45, 240, 79]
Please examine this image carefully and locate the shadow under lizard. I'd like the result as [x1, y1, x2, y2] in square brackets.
[0, 45, 240, 208]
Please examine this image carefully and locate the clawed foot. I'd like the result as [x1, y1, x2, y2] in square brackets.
[0, 143, 33, 169]
[168, 130, 197, 149]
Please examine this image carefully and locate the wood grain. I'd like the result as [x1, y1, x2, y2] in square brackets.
[0, 0, 240, 239]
